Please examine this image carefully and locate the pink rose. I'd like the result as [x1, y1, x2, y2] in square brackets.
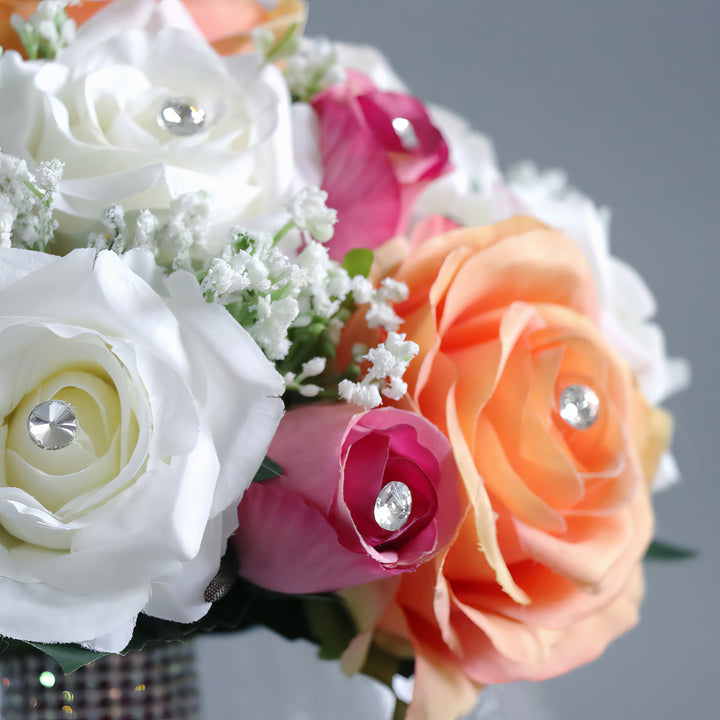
[312, 73, 451, 260]
[233, 405, 463, 594]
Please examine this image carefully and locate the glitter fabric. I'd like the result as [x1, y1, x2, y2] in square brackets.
[0, 644, 199, 719]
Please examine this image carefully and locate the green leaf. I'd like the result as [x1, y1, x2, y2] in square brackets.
[645, 539, 698, 561]
[342, 248, 374, 278]
[264, 21, 300, 65]
[123, 578, 322, 655]
[303, 596, 356, 661]
[253, 457, 283, 483]
[26, 642, 108, 674]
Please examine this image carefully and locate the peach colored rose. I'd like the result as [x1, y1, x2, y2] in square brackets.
[0, 0, 304, 56]
[347, 217, 671, 720]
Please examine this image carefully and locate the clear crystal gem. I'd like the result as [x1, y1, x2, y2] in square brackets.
[158, 98, 206, 136]
[391, 117, 420, 151]
[558, 384, 600, 430]
[27, 400, 77, 450]
[374, 481, 413, 531]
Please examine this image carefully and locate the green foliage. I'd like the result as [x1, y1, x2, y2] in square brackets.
[342, 248, 374, 279]
[253, 457, 284, 483]
[645, 539, 698, 561]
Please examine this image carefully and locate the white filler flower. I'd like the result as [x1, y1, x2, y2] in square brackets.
[0, 247, 284, 651]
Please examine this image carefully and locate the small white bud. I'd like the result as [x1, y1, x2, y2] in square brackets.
[301, 357, 327, 378]
[288, 186, 338, 243]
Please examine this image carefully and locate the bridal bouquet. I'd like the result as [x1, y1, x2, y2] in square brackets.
[0, 1, 689, 718]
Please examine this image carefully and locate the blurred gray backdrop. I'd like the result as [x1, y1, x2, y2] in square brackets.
[197, 1, 719, 718]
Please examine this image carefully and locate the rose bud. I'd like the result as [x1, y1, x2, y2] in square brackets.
[234, 404, 463, 594]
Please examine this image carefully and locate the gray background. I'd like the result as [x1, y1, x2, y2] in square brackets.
[198, 1, 719, 717]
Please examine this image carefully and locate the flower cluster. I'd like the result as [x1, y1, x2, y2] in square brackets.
[0, 2, 687, 719]
[0, 150, 62, 250]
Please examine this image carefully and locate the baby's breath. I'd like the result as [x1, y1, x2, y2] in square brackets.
[0, 148, 62, 251]
[338, 332, 419, 409]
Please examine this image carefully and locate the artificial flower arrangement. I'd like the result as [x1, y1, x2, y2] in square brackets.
[0, 1, 690, 718]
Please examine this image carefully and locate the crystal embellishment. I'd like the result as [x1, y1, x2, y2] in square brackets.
[558, 384, 600, 430]
[27, 400, 77, 450]
[158, 98, 206, 136]
[391, 117, 420, 151]
[374, 481, 413, 531]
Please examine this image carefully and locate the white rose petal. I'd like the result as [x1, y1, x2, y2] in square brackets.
[332, 41, 408, 92]
[0, 247, 284, 650]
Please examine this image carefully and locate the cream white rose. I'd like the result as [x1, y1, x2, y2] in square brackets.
[0, 0, 303, 252]
[0, 246, 284, 651]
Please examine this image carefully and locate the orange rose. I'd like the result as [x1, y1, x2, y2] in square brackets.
[359, 217, 671, 719]
[0, 0, 304, 56]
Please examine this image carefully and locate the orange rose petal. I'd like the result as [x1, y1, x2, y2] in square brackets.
[452, 595, 563, 670]
[559, 400, 625, 478]
[446, 303, 538, 427]
[437, 230, 598, 334]
[567, 463, 637, 516]
[395, 217, 543, 311]
[514, 511, 633, 589]
[405, 630, 482, 720]
[448, 340, 503, 438]
[451, 563, 579, 627]
[474, 415, 566, 532]
[517, 565, 645, 682]
[446, 388, 530, 605]
[440, 513, 507, 586]
[185, 0, 265, 41]
[404, 303, 443, 398]
[339, 577, 402, 674]
[370, 234, 412, 283]
[428, 245, 474, 316]
[518, 480, 651, 590]
[396, 559, 446, 629]
[415, 347, 456, 435]
[637, 402, 674, 485]
[413, 216, 547, 269]
[209, 1, 306, 55]
[339, 631, 373, 676]
[513, 412, 586, 509]
[483, 331, 589, 510]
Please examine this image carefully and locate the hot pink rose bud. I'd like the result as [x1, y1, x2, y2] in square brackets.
[312, 73, 451, 260]
[233, 404, 463, 594]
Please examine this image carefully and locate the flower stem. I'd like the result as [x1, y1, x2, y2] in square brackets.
[273, 219, 295, 246]
[393, 698, 409, 720]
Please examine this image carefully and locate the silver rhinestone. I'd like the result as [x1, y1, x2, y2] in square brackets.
[27, 400, 77, 450]
[158, 98, 206, 136]
[391, 117, 420, 151]
[374, 481, 412, 532]
[558, 384, 600, 430]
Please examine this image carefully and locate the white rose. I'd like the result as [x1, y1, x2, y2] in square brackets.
[0, 246, 284, 651]
[332, 41, 408, 92]
[416, 103, 517, 227]
[0, 0, 309, 252]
